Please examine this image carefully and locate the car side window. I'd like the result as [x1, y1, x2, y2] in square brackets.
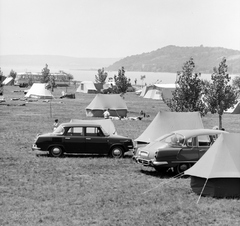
[66, 127, 83, 136]
[187, 137, 198, 147]
[86, 127, 99, 136]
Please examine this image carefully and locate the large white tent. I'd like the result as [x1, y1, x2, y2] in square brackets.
[85, 94, 128, 117]
[135, 111, 204, 143]
[25, 83, 54, 99]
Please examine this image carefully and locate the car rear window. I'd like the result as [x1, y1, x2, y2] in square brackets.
[66, 127, 83, 136]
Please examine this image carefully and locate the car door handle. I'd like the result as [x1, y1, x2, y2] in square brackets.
[86, 138, 91, 140]
[65, 137, 70, 139]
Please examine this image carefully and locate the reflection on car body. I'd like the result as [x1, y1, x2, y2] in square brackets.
[32, 122, 135, 158]
[133, 129, 228, 174]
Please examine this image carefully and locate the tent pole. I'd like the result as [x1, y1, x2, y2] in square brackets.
[196, 178, 208, 204]
[50, 100, 52, 118]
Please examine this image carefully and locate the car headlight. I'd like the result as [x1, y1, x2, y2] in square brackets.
[133, 140, 138, 149]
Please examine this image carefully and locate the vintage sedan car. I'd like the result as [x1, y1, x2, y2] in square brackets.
[133, 129, 228, 174]
[32, 122, 135, 158]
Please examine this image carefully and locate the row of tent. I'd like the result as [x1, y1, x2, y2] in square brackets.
[24, 83, 128, 117]
[24, 83, 240, 115]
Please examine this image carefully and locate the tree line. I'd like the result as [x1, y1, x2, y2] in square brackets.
[163, 57, 240, 129]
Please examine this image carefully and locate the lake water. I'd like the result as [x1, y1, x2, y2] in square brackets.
[67, 70, 217, 85]
[1, 65, 238, 85]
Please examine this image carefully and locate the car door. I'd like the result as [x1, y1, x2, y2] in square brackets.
[176, 137, 200, 162]
[63, 126, 85, 153]
[85, 127, 109, 154]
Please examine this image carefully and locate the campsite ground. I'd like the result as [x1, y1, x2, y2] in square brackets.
[1, 85, 240, 226]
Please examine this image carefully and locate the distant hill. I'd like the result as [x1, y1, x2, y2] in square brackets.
[0, 55, 121, 73]
[106, 45, 240, 74]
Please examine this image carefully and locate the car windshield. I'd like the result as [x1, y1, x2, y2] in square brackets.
[101, 127, 109, 136]
[53, 125, 64, 134]
[162, 133, 185, 146]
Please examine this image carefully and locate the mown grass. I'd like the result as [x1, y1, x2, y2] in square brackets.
[1, 85, 240, 226]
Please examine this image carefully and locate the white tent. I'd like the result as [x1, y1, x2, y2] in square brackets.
[2, 77, 13, 85]
[25, 83, 54, 99]
[76, 81, 97, 93]
[224, 100, 240, 114]
[143, 84, 176, 100]
[155, 84, 176, 100]
[140, 86, 148, 97]
[135, 111, 204, 143]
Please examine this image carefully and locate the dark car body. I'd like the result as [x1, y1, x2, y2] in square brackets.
[32, 122, 135, 158]
[133, 129, 228, 174]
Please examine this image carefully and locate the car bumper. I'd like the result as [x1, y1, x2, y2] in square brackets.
[32, 144, 42, 151]
[133, 156, 168, 167]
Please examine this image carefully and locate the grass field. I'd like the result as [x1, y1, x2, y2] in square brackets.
[1, 85, 240, 226]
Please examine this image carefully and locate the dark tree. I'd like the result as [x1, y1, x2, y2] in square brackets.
[232, 75, 240, 98]
[9, 70, 17, 80]
[164, 58, 207, 116]
[95, 68, 108, 83]
[204, 58, 238, 129]
[114, 67, 131, 95]
[41, 64, 50, 83]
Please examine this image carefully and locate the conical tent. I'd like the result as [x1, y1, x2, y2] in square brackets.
[224, 100, 240, 114]
[85, 94, 128, 117]
[140, 86, 148, 97]
[185, 133, 240, 198]
[25, 83, 54, 99]
[2, 77, 13, 85]
[135, 111, 204, 143]
[70, 119, 117, 135]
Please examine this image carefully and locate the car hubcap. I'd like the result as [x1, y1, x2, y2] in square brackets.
[179, 164, 188, 172]
[113, 149, 121, 156]
[52, 147, 61, 155]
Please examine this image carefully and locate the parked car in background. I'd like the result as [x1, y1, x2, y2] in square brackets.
[32, 122, 135, 158]
[133, 129, 228, 174]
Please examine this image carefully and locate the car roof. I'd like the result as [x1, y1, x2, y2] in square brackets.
[172, 129, 228, 138]
[60, 123, 102, 127]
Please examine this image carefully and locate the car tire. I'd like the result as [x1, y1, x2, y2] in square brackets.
[174, 163, 191, 174]
[110, 146, 124, 158]
[49, 146, 64, 157]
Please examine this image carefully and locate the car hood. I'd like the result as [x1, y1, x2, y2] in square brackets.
[37, 133, 61, 137]
[136, 141, 169, 160]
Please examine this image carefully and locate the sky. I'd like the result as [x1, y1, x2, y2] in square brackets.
[0, 0, 240, 58]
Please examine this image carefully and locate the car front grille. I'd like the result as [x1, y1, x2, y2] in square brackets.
[137, 158, 151, 166]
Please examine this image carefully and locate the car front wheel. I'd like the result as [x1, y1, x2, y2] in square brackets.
[49, 146, 64, 157]
[110, 146, 124, 158]
[174, 163, 191, 174]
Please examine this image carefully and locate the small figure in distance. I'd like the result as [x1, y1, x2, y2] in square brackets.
[53, 119, 59, 131]
[103, 109, 110, 119]
[140, 110, 146, 117]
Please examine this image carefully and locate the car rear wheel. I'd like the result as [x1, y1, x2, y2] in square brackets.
[110, 146, 124, 158]
[49, 146, 64, 157]
[174, 163, 191, 174]
[154, 166, 168, 173]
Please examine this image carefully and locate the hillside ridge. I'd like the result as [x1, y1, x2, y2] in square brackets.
[106, 45, 240, 74]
